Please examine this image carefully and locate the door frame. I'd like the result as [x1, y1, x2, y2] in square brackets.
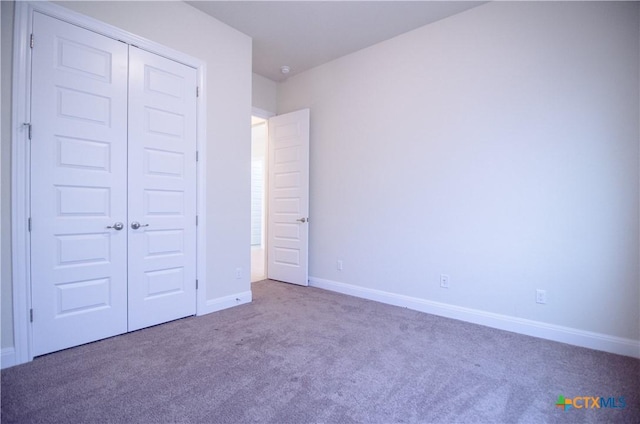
[251, 107, 274, 281]
[11, 1, 208, 365]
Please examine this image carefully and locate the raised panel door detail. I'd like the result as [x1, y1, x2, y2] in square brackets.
[56, 186, 110, 216]
[56, 233, 110, 266]
[57, 136, 111, 172]
[145, 66, 184, 99]
[274, 198, 300, 214]
[274, 247, 300, 266]
[56, 37, 112, 81]
[273, 122, 300, 140]
[55, 278, 111, 316]
[145, 230, 184, 258]
[145, 107, 184, 138]
[273, 223, 300, 241]
[274, 172, 301, 189]
[145, 148, 184, 177]
[57, 87, 111, 125]
[274, 146, 300, 164]
[144, 190, 185, 216]
[145, 267, 184, 298]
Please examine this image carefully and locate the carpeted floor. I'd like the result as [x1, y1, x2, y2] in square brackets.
[2, 280, 639, 423]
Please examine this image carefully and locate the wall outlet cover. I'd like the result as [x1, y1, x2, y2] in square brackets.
[440, 274, 450, 288]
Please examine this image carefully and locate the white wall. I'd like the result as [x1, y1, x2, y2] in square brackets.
[1, 0, 15, 351]
[278, 1, 640, 346]
[252, 72, 277, 115]
[1, 1, 252, 352]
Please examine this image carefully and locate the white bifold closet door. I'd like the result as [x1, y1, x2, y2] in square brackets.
[30, 12, 196, 356]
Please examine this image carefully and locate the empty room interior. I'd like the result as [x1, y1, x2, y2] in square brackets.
[1, 0, 639, 422]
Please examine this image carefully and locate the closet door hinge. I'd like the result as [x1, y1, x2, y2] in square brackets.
[24, 123, 32, 140]
[30, 34, 34, 48]
[30, 309, 33, 322]
[196, 86, 199, 98]
[28, 217, 32, 232]
[196, 151, 199, 162]
[196, 215, 198, 226]
[196, 279, 199, 290]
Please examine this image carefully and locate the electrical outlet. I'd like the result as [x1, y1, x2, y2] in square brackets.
[236, 268, 242, 279]
[337, 260, 343, 271]
[440, 274, 450, 288]
[536, 289, 547, 304]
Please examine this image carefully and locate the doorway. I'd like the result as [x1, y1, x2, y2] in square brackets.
[250, 109, 310, 286]
[20, 9, 199, 358]
[251, 116, 268, 282]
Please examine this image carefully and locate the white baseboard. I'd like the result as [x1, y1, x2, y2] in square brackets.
[1, 347, 17, 370]
[309, 277, 640, 359]
[199, 290, 253, 315]
[1, 292, 253, 369]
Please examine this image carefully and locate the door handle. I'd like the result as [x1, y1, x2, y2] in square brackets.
[107, 222, 124, 231]
[130, 221, 149, 230]
[296, 217, 307, 223]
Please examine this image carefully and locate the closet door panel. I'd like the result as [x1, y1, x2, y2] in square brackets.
[30, 12, 129, 356]
[127, 47, 197, 331]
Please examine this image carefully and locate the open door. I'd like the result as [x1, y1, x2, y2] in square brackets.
[267, 109, 310, 286]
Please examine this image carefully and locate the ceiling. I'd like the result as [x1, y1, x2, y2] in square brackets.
[186, 1, 485, 82]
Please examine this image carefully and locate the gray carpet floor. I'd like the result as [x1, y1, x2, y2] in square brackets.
[2, 280, 639, 423]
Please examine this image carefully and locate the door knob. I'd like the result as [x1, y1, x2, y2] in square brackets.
[130, 221, 149, 230]
[296, 217, 307, 223]
[106, 222, 124, 231]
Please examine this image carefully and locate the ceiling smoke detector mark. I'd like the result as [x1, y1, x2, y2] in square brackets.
[280, 65, 290, 75]
[187, 2, 485, 81]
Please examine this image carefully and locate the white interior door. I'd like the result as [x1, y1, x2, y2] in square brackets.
[30, 12, 129, 356]
[127, 47, 197, 331]
[30, 14, 197, 355]
[267, 109, 310, 286]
